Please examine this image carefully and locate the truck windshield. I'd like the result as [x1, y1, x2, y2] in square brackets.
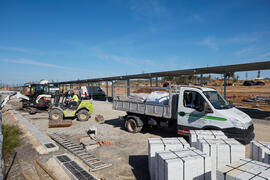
[203, 91, 231, 109]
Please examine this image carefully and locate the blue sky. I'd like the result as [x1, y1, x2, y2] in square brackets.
[1, 0, 270, 84]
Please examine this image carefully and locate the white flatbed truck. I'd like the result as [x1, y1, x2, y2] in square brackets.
[113, 86, 254, 144]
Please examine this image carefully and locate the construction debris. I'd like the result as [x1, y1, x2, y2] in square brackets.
[217, 158, 270, 179]
[49, 133, 111, 171]
[251, 141, 270, 164]
[55, 154, 98, 180]
[242, 96, 270, 103]
[95, 115, 104, 123]
[48, 119, 72, 128]
[97, 140, 113, 146]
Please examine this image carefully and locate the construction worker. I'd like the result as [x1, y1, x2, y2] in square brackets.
[67, 90, 79, 109]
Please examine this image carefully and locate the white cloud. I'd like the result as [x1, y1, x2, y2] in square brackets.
[2, 59, 72, 69]
[129, 0, 168, 19]
[249, 51, 270, 60]
[199, 37, 219, 50]
[96, 52, 156, 66]
[0, 45, 43, 55]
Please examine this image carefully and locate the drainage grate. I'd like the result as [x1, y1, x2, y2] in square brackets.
[55, 154, 97, 180]
[49, 133, 111, 171]
[56, 155, 72, 163]
[44, 143, 56, 148]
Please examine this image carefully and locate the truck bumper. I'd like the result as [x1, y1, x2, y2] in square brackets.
[177, 124, 255, 144]
[221, 124, 255, 145]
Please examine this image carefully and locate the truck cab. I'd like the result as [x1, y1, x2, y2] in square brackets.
[177, 87, 254, 143]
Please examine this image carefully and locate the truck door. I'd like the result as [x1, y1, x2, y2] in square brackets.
[177, 89, 209, 135]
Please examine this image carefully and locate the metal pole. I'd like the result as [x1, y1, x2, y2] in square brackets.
[111, 81, 114, 98]
[106, 81, 109, 102]
[200, 74, 203, 86]
[155, 77, 158, 87]
[91, 82, 93, 100]
[150, 78, 152, 93]
[224, 74, 227, 99]
[127, 79, 130, 96]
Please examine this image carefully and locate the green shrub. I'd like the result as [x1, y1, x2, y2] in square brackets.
[2, 124, 21, 157]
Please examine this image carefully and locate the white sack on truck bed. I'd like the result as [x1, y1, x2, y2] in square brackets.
[156, 148, 211, 180]
[189, 130, 227, 148]
[251, 141, 270, 164]
[217, 158, 270, 180]
[148, 137, 190, 180]
[127, 93, 148, 103]
[197, 138, 245, 180]
[146, 91, 169, 105]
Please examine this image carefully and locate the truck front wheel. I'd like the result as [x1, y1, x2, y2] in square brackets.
[125, 116, 143, 133]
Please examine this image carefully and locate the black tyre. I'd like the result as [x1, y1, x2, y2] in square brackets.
[125, 117, 143, 133]
[77, 109, 90, 121]
[49, 109, 63, 121]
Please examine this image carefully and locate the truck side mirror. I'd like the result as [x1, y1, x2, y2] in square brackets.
[203, 102, 213, 114]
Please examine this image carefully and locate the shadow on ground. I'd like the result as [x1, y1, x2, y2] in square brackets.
[129, 155, 150, 180]
[104, 118, 189, 141]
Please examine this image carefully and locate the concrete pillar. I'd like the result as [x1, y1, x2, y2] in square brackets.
[127, 79, 130, 96]
[150, 78, 152, 93]
[155, 77, 158, 87]
[224, 74, 227, 99]
[200, 74, 203, 86]
[111, 80, 114, 98]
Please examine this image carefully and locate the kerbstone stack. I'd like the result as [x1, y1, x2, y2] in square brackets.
[189, 130, 227, 148]
[217, 158, 270, 179]
[156, 148, 211, 180]
[197, 138, 245, 180]
[148, 137, 190, 180]
[251, 141, 270, 164]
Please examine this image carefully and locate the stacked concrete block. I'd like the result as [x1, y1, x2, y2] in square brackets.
[251, 141, 270, 164]
[156, 148, 211, 180]
[189, 130, 227, 148]
[217, 158, 270, 179]
[197, 138, 245, 180]
[148, 137, 190, 180]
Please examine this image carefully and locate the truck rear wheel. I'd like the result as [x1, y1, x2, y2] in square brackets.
[125, 116, 143, 133]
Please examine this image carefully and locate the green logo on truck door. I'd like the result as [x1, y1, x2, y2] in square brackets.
[178, 112, 227, 121]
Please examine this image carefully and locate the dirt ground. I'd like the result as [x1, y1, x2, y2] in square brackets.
[2, 99, 270, 180]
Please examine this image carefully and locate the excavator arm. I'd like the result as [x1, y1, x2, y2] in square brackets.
[0, 92, 29, 109]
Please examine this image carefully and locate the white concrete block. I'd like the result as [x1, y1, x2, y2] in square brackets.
[148, 137, 190, 180]
[189, 130, 227, 148]
[156, 148, 211, 180]
[217, 158, 270, 180]
[198, 138, 245, 180]
[250, 141, 270, 164]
